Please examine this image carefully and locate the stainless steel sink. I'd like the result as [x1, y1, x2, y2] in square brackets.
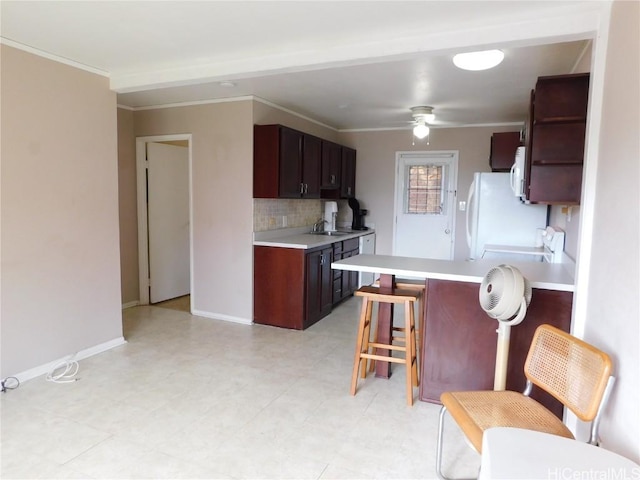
[309, 231, 349, 236]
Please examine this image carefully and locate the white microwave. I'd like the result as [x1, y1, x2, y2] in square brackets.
[510, 146, 526, 199]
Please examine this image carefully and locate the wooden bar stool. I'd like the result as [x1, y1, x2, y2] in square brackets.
[351, 285, 419, 406]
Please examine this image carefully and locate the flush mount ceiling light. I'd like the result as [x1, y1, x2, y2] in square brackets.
[453, 49, 504, 71]
[411, 106, 435, 140]
[218, 81, 236, 87]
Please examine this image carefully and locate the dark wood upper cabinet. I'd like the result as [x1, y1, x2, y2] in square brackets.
[278, 126, 304, 198]
[254, 124, 355, 199]
[340, 147, 356, 198]
[489, 132, 522, 172]
[302, 134, 322, 198]
[253, 124, 321, 199]
[321, 140, 342, 189]
[524, 73, 590, 205]
[533, 74, 590, 122]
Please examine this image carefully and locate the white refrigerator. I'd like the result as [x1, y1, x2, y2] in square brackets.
[466, 172, 548, 260]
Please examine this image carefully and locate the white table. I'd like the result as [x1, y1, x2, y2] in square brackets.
[479, 427, 639, 479]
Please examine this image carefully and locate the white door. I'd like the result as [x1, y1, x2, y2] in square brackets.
[393, 151, 458, 259]
[147, 142, 190, 303]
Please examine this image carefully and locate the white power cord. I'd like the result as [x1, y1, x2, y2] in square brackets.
[46, 356, 80, 383]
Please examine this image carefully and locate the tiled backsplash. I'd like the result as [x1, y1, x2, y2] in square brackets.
[253, 198, 352, 231]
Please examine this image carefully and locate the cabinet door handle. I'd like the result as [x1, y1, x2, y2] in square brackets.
[305, 183, 309, 194]
[320, 254, 325, 265]
[347, 187, 351, 195]
[300, 183, 304, 195]
[331, 174, 336, 184]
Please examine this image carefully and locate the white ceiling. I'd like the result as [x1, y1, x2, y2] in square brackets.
[0, 1, 599, 131]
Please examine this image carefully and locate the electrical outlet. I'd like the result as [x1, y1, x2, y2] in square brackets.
[282, 216, 288, 227]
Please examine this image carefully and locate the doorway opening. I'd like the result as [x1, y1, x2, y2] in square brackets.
[393, 151, 458, 260]
[136, 135, 193, 311]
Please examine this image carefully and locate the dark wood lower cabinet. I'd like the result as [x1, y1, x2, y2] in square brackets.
[305, 247, 333, 327]
[333, 238, 359, 305]
[419, 279, 573, 419]
[254, 245, 332, 330]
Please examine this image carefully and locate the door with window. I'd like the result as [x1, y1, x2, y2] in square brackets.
[393, 151, 458, 259]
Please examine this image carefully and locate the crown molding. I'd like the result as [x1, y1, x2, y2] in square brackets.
[1, 37, 109, 77]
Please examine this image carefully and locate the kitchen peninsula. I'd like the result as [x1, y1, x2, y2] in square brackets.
[332, 254, 575, 417]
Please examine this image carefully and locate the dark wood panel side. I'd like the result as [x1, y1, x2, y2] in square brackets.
[253, 125, 280, 198]
[253, 246, 305, 329]
[419, 279, 497, 403]
[420, 279, 573, 420]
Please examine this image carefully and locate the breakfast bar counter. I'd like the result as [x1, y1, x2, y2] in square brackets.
[331, 254, 575, 292]
[331, 254, 575, 415]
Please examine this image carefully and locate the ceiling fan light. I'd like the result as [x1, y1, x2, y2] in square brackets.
[453, 49, 504, 71]
[413, 123, 430, 139]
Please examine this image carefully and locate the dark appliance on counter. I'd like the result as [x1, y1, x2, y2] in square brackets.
[348, 198, 369, 230]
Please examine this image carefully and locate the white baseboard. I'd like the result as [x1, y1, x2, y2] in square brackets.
[191, 309, 253, 326]
[122, 300, 140, 310]
[9, 336, 127, 384]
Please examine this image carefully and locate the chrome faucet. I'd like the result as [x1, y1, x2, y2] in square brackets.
[312, 218, 327, 232]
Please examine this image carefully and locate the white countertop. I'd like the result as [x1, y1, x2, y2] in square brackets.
[482, 244, 546, 256]
[332, 254, 575, 292]
[253, 227, 374, 249]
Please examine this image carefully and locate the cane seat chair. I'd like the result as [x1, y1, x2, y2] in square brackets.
[436, 324, 615, 480]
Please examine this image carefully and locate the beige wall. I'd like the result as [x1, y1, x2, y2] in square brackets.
[338, 125, 521, 259]
[117, 107, 139, 306]
[134, 101, 254, 322]
[583, 0, 639, 462]
[1, 45, 123, 377]
[118, 100, 340, 313]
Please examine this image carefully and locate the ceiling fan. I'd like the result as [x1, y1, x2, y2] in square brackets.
[410, 106, 435, 140]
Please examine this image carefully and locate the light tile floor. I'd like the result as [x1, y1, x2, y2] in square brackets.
[1, 298, 480, 479]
